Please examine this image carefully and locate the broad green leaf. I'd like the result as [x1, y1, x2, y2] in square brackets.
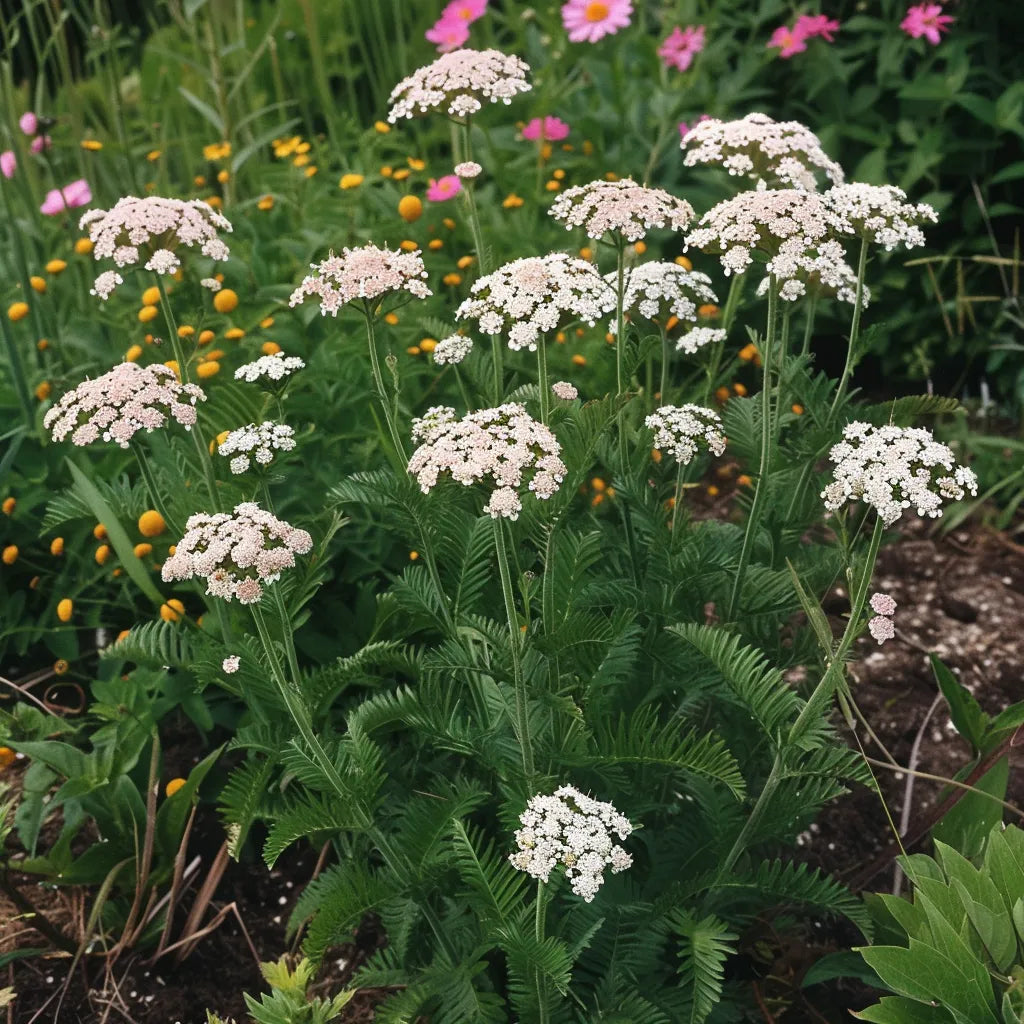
[930, 655, 987, 754]
[853, 995, 955, 1022]
[932, 757, 1009, 862]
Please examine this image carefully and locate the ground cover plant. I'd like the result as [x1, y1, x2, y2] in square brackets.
[1, 1, 1022, 1021]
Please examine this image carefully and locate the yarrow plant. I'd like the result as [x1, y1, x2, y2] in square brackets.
[161, 502, 313, 605]
[386, 48, 531, 122]
[217, 422, 296, 475]
[551, 381, 578, 401]
[680, 112, 845, 190]
[868, 592, 898, 645]
[676, 326, 727, 355]
[509, 785, 633, 902]
[612, 260, 718, 327]
[407, 403, 566, 520]
[822, 422, 979, 526]
[644, 404, 726, 465]
[432, 333, 474, 365]
[235, 354, 306, 385]
[549, 178, 694, 243]
[824, 183, 937, 251]
[78, 195, 232, 297]
[44, 362, 205, 448]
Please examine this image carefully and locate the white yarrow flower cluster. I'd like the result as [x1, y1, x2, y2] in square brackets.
[222, 655, 240, 674]
[609, 261, 717, 331]
[235, 353, 306, 385]
[645, 405, 727, 465]
[288, 244, 431, 317]
[550, 179, 694, 242]
[79, 196, 232, 300]
[509, 785, 633, 902]
[218, 422, 296, 474]
[822, 422, 978, 526]
[824, 183, 937, 251]
[456, 253, 614, 352]
[454, 161, 482, 178]
[407, 403, 566, 520]
[681, 112, 844, 190]
[162, 502, 313, 605]
[44, 362, 205, 448]
[676, 326, 727, 355]
[387, 48, 531, 122]
[433, 333, 474, 365]
[551, 381, 578, 400]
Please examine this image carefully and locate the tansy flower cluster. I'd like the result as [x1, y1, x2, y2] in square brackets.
[387, 48, 531, 122]
[549, 179, 694, 242]
[822, 422, 978, 526]
[218, 422, 296, 474]
[288, 244, 431, 317]
[824, 183, 937, 251]
[456, 253, 614, 352]
[79, 196, 232, 298]
[44, 362, 205, 448]
[644, 405, 727, 465]
[407, 403, 566, 520]
[612, 261, 718, 330]
[433, 333, 474, 365]
[681, 112, 844, 191]
[509, 785, 633, 902]
[161, 502, 313, 605]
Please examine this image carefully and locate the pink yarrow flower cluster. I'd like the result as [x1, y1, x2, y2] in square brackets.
[79, 196, 232, 299]
[562, 0, 633, 44]
[44, 362, 205, 448]
[426, 0, 488, 54]
[387, 48, 531, 122]
[658, 25, 705, 72]
[521, 116, 570, 142]
[288, 244, 431, 317]
[768, 14, 839, 58]
[162, 502, 313, 605]
[549, 178, 694, 242]
[408, 403, 567, 520]
[868, 592, 898, 645]
[901, 3, 953, 45]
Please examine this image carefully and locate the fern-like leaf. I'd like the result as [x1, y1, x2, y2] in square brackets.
[670, 911, 737, 1024]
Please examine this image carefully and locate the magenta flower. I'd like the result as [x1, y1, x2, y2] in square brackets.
[522, 116, 570, 142]
[426, 16, 471, 52]
[658, 25, 706, 73]
[0, 151, 15, 179]
[441, 0, 487, 20]
[30, 135, 51, 154]
[794, 13, 840, 41]
[426, 175, 463, 202]
[768, 24, 808, 58]
[678, 113, 711, 140]
[562, 0, 633, 44]
[40, 179, 92, 216]
[900, 3, 953, 44]
[19, 112, 38, 136]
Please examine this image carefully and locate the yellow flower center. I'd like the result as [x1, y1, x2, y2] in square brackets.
[585, 2, 609, 21]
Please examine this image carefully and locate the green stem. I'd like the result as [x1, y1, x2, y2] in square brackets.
[493, 518, 535, 781]
[726, 277, 778, 620]
[800, 294, 818, 359]
[614, 241, 627, 399]
[828, 237, 869, 420]
[658, 323, 670, 407]
[536, 334, 550, 423]
[670, 459, 686, 553]
[702, 274, 744, 405]
[363, 307, 407, 464]
[716, 752, 783, 881]
[788, 515, 885, 745]
[130, 441, 181, 537]
[535, 880, 549, 1024]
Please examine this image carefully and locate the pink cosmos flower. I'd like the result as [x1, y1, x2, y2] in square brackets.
[562, 0, 633, 44]
[426, 174, 462, 201]
[658, 25, 706, 73]
[30, 135, 51, 154]
[794, 14, 840, 41]
[522, 116, 570, 142]
[426, 15, 471, 52]
[441, 0, 487, 21]
[19, 112, 38, 136]
[678, 113, 711, 140]
[768, 24, 808, 58]
[0, 151, 15, 179]
[40, 179, 92, 216]
[900, 3, 953, 45]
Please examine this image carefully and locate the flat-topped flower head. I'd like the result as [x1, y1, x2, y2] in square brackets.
[288, 244, 431, 317]
[433, 333, 474, 365]
[79, 196, 232, 299]
[218, 422, 296, 474]
[162, 502, 313, 605]
[645, 405, 726, 465]
[408, 402, 566, 520]
[387, 48, 531, 122]
[686, 189, 852, 300]
[456, 252, 614, 352]
[509, 785, 633, 902]
[552, 381, 578, 401]
[235, 353, 305, 386]
[44, 362, 206, 448]
[870, 592, 897, 617]
[549, 179, 694, 242]
[609, 261, 717, 331]
[681, 113, 844, 191]
[753, 245, 870, 305]
[824, 183, 937, 251]
[676, 326, 727, 355]
[822, 422, 978, 526]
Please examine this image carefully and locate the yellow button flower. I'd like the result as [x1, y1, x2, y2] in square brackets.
[133, 542, 153, 558]
[261, 341, 281, 355]
[8, 302, 29, 322]
[138, 509, 166, 537]
[503, 194, 524, 209]
[30, 276, 46, 293]
[165, 777, 187, 797]
[57, 598, 73, 622]
[213, 289, 238, 313]
[138, 305, 159, 323]
[198, 330, 215, 346]
[339, 173, 364, 189]
[224, 327, 244, 340]
[93, 523, 107, 539]
[2, 545, 18, 564]
[74, 237, 94, 254]
[257, 195, 274, 211]
[160, 599, 185, 623]
[35, 381, 51, 400]
[374, 121, 390, 134]
[46, 258, 67, 274]
[81, 139, 103, 151]
[50, 537, 64, 555]
[95, 544, 111, 565]
[1, 497, 13, 515]
[398, 195, 423, 223]
[197, 360, 220, 378]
